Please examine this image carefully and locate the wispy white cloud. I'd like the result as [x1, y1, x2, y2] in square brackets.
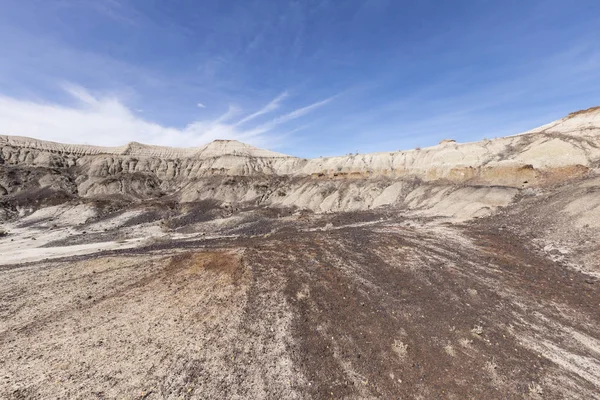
[213, 104, 242, 125]
[235, 91, 288, 126]
[61, 83, 100, 106]
[270, 96, 335, 124]
[197, 102, 206, 108]
[0, 85, 335, 149]
[244, 95, 336, 138]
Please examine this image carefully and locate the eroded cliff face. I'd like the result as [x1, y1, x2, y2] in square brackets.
[1, 107, 599, 219]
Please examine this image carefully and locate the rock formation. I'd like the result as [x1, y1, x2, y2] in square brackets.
[1, 106, 599, 219]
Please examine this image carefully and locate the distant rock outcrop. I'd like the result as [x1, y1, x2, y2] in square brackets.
[439, 139, 456, 145]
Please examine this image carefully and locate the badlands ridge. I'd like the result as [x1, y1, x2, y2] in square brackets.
[1, 106, 599, 219]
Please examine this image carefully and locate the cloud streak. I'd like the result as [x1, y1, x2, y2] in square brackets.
[0, 85, 335, 150]
[235, 91, 288, 126]
[243, 95, 337, 138]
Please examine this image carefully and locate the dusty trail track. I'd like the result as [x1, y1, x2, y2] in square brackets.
[1, 219, 598, 399]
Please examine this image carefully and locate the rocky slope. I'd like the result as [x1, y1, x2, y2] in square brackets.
[1, 184, 599, 399]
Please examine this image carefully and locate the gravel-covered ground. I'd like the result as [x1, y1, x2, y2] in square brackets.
[1, 207, 599, 399]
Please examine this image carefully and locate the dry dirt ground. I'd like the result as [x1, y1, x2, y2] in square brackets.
[1, 205, 599, 399]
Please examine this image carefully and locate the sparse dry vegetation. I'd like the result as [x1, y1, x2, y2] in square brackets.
[471, 325, 484, 336]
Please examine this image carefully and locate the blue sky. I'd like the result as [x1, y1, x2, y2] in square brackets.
[0, 0, 599, 157]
